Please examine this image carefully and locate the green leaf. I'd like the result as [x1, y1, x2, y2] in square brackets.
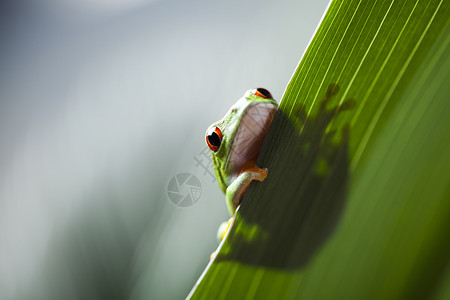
[189, 0, 450, 298]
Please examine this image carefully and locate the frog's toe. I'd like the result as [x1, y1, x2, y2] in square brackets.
[217, 219, 232, 241]
[255, 167, 268, 181]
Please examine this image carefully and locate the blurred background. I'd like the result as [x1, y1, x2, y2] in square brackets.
[0, 0, 328, 299]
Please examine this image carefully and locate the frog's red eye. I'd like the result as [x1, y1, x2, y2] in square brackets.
[252, 88, 273, 99]
[206, 127, 223, 152]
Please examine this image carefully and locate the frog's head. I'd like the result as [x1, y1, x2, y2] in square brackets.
[206, 88, 278, 192]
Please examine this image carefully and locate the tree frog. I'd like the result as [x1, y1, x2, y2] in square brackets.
[205, 88, 278, 218]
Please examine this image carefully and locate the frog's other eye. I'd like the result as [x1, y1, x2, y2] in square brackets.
[206, 127, 223, 152]
[252, 88, 273, 99]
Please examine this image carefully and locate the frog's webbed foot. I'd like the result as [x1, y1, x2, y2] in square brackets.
[246, 166, 268, 182]
[226, 166, 268, 215]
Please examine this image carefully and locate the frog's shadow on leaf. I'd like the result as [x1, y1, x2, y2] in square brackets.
[216, 84, 355, 270]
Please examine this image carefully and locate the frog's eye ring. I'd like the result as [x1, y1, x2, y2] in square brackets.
[252, 88, 273, 99]
[206, 127, 223, 152]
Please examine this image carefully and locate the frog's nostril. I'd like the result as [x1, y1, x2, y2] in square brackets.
[254, 88, 273, 99]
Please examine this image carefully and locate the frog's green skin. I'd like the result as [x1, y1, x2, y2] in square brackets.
[206, 89, 277, 215]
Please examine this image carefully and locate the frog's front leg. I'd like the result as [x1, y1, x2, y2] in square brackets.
[226, 166, 268, 215]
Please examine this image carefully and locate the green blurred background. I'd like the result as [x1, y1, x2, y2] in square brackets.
[0, 0, 328, 299]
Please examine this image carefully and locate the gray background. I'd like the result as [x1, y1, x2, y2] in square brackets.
[0, 0, 329, 299]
